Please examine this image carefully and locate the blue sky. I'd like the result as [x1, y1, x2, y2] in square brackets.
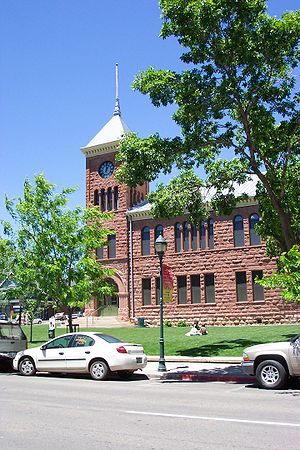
[0, 0, 299, 223]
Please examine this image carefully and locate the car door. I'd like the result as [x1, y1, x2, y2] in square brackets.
[65, 334, 95, 371]
[36, 335, 73, 372]
[290, 336, 300, 375]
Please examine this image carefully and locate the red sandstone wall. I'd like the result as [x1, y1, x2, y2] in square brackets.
[130, 205, 300, 325]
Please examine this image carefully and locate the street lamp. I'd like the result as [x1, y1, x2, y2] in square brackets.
[154, 234, 167, 372]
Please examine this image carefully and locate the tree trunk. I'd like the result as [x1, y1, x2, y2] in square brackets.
[68, 307, 73, 333]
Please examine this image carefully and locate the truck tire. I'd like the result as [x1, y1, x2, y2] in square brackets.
[256, 359, 287, 389]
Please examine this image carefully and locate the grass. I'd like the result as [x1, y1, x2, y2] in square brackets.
[23, 324, 300, 357]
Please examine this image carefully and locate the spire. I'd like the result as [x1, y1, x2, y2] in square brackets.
[113, 63, 121, 116]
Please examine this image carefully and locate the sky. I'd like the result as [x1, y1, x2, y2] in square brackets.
[0, 0, 299, 224]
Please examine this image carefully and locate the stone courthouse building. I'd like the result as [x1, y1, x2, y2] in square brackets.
[80, 71, 299, 326]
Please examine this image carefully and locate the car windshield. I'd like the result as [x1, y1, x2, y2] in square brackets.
[95, 333, 123, 343]
[0, 323, 26, 340]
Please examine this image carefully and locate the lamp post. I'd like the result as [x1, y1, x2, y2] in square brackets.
[154, 234, 167, 372]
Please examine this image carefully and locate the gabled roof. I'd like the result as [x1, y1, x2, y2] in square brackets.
[126, 174, 259, 221]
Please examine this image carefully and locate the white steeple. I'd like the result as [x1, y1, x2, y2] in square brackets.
[81, 64, 131, 157]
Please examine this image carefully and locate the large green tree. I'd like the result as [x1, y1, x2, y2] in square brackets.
[116, 0, 300, 301]
[117, 0, 299, 252]
[0, 174, 115, 332]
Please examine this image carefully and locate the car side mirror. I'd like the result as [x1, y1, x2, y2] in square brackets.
[41, 344, 46, 350]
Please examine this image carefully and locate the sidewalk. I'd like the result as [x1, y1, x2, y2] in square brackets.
[141, 356, 254, 384]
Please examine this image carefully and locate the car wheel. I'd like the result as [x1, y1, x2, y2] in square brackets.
[19, 357, 36, 376]
[89, 360, 109, 381]
[256, 360, 287, 389]
[118, 370, 135, 380]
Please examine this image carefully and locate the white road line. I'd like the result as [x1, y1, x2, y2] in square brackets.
[126, 410, 300, 428]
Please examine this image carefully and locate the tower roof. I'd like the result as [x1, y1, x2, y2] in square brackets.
[81, 64, 131, 157]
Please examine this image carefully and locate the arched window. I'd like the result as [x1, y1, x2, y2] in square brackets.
[233, 215, 244, 247]
[200, 221, 206, 249]
[114, 186, 119, 210]
[141, 226, 150, 256]
[101, 189, 106, 212]
[183, 222, 189, 251]
[96, 247, 104, 259]
[107, 188, 112, 211]
[108, 234, 116, 258]
[191, 224, 198, 250]
[94, 190, 99, 206]
[174, 223, 181, 253]
[155, 224, 164, 240]
[249, 213, 261, 245]
[208, 218, 214, 249]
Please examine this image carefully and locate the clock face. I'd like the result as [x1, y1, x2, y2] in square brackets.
[98, 161, 114, 178]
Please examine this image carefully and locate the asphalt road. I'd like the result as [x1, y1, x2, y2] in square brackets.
[1, 371, 300, 450]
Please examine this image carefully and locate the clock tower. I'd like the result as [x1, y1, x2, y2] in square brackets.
[80, 65, 148, 320]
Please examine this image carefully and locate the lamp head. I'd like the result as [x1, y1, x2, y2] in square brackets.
[154, 234, 167, 255]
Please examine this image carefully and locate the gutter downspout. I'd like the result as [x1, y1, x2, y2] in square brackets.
[129, 215, 135, 320]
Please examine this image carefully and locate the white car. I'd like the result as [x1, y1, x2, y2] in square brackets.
[13, 332, 147, 380]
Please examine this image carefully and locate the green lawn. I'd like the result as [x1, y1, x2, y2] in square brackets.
[23, 324, 300, 357]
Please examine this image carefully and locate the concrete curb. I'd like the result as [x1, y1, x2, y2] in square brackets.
[147, 356, 242, 364]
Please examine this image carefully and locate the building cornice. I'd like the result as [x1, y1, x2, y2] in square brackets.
[80, 141, 119, 158]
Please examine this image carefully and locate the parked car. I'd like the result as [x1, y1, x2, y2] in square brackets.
[54, 312, 67, 321]
[242, 334, 300, 389]
[0, 321, 27, 369]
[13, 332, 147, 380]
[0, 313, 9, 321]
[33, 318, 43, 324]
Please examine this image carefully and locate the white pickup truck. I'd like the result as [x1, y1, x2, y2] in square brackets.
[242, 334, 300, 389]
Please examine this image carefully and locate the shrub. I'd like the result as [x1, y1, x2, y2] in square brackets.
[177, 319, 187, 327]
[164, 319, 173, 327]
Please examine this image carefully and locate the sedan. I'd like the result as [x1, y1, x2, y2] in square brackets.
[13, 332, 147, 381]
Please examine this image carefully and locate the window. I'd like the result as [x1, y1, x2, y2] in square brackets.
[45, 335, 73, 349]
[183, 222, 189, 251]
[177, 276, 187, 304]
[101, 189, 106, 212]
[108, 234, 116, 258]
[175, 223, 181, 253]
[191, 275, 201, 304]
[233, 215, 244, 247]
[208, 219, 214, 249]
[96, 247, 104, 259]
[141, 227, 151, 256]
[156, 277, 160, 305]
[107, 188, 112, 211]
[191, 224, 198, 250]
[72, 335, 95, 347]
[142, 278, 151, 306]
[155, 224, 164, 240]
[236, 272, 247, 302]
[204, 273, 215, 303]
[114, 186, 119, 210]
[94, 190, 99, 206]
[200, 221, 206, 249]
[249, 213, 261, 245]
[252, 270, 264, 301]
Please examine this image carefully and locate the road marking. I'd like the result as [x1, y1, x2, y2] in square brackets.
[126, 410, 300, 428]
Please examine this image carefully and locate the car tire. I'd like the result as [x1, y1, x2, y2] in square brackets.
[256, 360, 287, 389]
[118, 370, 135, 380]
[89, 360, 109, 381]
[19, 357, 36, 376]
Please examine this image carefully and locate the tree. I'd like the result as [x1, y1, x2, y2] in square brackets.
[117, 0, 299, 252]
[116, 0, 300, 301]
[0, 174, 115, 332]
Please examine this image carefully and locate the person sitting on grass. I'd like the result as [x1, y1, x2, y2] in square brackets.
[185, 320, 208, 336]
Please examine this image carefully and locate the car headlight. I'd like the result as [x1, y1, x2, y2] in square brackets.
[15, 351, 25, 359]
[242, 352, 249, 361]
